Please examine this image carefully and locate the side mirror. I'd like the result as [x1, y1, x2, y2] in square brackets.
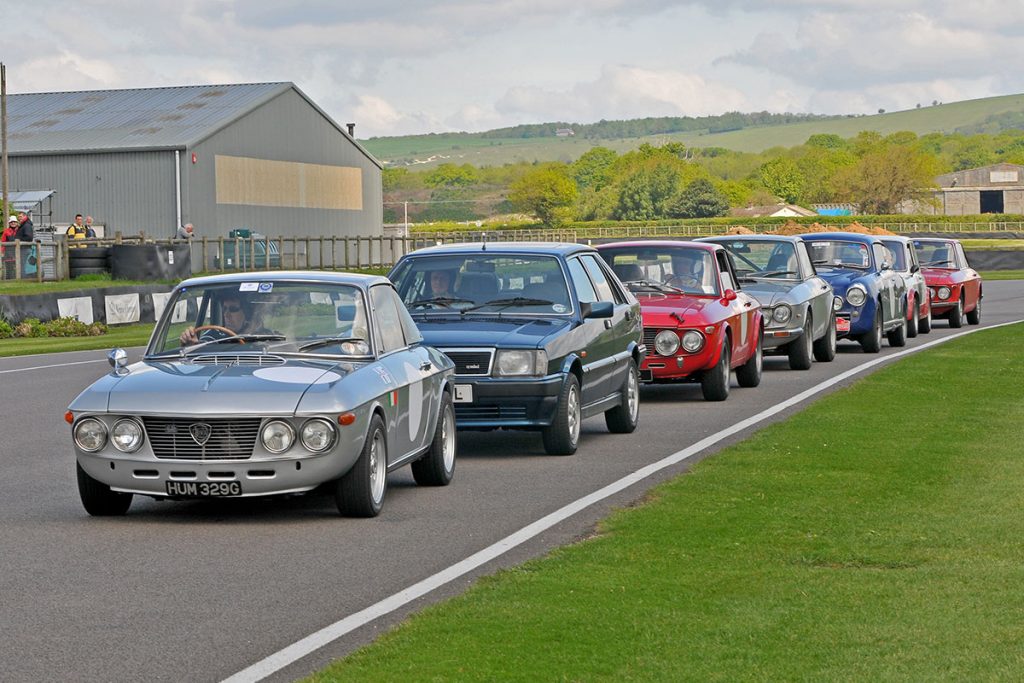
[722, 289, 738, 303]
[910, 264, 920, 273]
[582, 301, 613, 319]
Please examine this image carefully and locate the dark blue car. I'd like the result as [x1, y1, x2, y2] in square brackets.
[389, 242, 644, 455]
[802, 232, 908, 352]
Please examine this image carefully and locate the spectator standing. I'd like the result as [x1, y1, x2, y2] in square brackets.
[66, 213, 87, 245]
[2, 216, 18, 279]
[85, 215, 97, 238]
[12, 213, 35, 277]
[176, 222, 194, 240]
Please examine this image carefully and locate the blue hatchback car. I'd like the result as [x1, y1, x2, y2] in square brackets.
[389, 242, 644, 455]
[802, 232, 908, 352]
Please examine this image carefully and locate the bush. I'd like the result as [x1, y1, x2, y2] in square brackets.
[14, 318, 47, 338]
[6, 316, 108, 339]
[0, 320, 13, 339]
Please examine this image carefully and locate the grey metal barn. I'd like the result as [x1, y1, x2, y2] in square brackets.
[6, 82, 382, 239]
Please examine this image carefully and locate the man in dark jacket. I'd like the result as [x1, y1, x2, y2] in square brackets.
[13, 212, 35, 276]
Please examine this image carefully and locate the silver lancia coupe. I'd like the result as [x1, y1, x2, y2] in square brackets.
[67, 271, 457, 518]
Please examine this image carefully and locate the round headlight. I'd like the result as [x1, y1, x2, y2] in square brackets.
[654, 329, 680, 356]
[111, 418, 144, 453]
[772, 304, 793, 324]
[74, 417, 108, 452]
[261, 420, 295, 454]
[680, 330, 705, 353]
[846, 285, 867, 307]
[937, 286, 951, 300]
[300, 419, 336, 453]
[833, 295, 843, 312]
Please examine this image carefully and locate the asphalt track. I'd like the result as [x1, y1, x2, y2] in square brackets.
[0, 281, 1020, 682]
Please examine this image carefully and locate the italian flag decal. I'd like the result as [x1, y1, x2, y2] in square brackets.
[388, 390, 399, 408]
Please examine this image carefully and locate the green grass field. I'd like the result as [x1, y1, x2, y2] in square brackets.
[0, 323, 154, 357]
[979, 269, 1024, 280]
[363, 93, 1024, 166]
[311, 324, 1024, 681]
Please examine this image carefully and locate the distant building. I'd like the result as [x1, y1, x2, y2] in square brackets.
[555, 128, 575, 137]
[900, 163, 1024, 215]
[5, 82, 382, 239]
[730, 203, 818, 218]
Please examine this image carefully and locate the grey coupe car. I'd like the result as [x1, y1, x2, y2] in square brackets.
[700, 235, 837, 369]
[67, 271, 457, 518]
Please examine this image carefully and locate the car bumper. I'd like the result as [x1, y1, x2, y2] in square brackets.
[929, 299, 957, 313]
[76, 448, 359, 498]
[763, 325, 805, 350]
[450, 374, 564, 428]
[836, 304, 874, 338]
[640, 350, 713, 381]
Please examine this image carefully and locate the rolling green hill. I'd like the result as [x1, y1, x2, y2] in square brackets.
[362, 93, 1024, 168]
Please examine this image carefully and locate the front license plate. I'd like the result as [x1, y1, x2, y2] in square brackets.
[453, 384, 473, 403]
[166, 481, 242, 497]
[836, 317, 851, 333]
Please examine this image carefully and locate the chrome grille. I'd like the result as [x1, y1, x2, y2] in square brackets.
[455, 405, 528, 420]
[189, 354, 286, 366]
[440, 348, 494, 376]
[142, 417, 262, 460]
[643, 328, 666, 349]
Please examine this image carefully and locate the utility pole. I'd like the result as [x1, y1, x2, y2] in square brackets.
[1, 62, 9, 218]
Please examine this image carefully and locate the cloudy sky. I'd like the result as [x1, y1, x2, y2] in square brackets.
[5, 1, 1024, 138]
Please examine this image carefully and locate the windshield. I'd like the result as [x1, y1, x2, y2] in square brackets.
[913, 240, 957, 268]
[147, 281, 372, 357]
[807, 240, 873, 271]
[879, 241, 908, 271]
[598, 246, 719, 295]
[715, 240, 799, 280]
[392, 254, 572, 314]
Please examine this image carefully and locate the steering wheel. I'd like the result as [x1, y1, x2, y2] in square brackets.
[194, 324, 244, 343]
[667, 274, 700, 289]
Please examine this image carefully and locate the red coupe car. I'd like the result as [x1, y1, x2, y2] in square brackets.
[596, 241, 763, 401]
[911, 238, 983, 327]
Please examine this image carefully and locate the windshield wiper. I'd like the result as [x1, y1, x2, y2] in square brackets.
[297, 336, 368, 352]
[462, 297, 554, 313]
[750, 270, 798, 278]
[921, 260, 953, 267]
[813, 260, 868, 270]
[409, 296, 474, 309]
[180, 333, 286, 356]
[627, 279, 683, 293]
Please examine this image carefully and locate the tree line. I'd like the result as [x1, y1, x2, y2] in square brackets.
[383, 128, 1024, 226]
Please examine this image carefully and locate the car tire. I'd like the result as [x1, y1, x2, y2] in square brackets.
[605, 358, 639, 434]
[77, 462, 132, 516]
[948, 297, 964, 328]
[69, 246, 110, 260]
[966, 297, 981, 325]
[542, 374, 581, 455]
[887, 312, 907, 348]
[813, 312, 837, 363]
[736, 328, 763, 387]
[859, 307, 882, 353]
[907, 297, 919, 338]
[919, 303, 932, 334]
[701, 338, 731, 401]
[787, 315, 813, 370]
[411, 391, 457, 486]
[67, 257, 108, 269]
[335, 414, 387, 517]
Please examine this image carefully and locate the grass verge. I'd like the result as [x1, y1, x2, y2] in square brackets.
[311, 324, 1024, 681]
[978, 269, 1024, 280]
[0, 323, 153, 357]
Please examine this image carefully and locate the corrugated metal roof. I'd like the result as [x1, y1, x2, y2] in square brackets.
[6, 83, 292, 154]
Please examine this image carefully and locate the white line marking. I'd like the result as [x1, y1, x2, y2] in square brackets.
[0, 358, 107, 374]
[223, 319, 1023, 683]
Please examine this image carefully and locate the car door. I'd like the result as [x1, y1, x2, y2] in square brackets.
[798, 241, 832, 339]
[580, 254, 634, 400]
[873, 243, 899, 326]
[369, 284, 422, 461]
[955, 242, 982, 308]
[565, 256, 612, 405]
[716, 249, 758, 364]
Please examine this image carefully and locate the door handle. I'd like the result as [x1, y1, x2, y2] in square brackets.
[820, 285, 829, 291]
[604, 319, 613, 329]
[744, 301, 753, 308]
[420, 361, 432, 371]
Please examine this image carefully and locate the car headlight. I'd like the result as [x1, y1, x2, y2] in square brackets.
[833, 295, 843, 312]
[74, 417, 108, 452]
[654, 330, 680, 356]
[772, 304, 793, 324]
[680, 330, 705, 353]
[846, 285, 867, 307]
[300, 419, 336, 453]
[111, 418, 144, 453]
[495, 349, 547, 376]
[261, 420, 295, 454]
[937, 286, 951, 300]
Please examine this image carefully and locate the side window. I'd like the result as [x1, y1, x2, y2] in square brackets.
[906, 244, 919, 271]
[873, 244, 890, 270]
[567, 258, 598, 304]
[955, 243, 970, 268]
[797, 242, 815, 277]
[389, 286, 422, 345]
[716, 251, 736, 291]
[370, 285, 406, 354]
[580, 255, 615, 303]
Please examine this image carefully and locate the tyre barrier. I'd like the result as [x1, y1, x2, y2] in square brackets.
[68, 245, 112, 279]
[110, 244, 191, 281]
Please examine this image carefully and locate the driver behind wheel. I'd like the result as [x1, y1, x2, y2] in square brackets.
[668, 252, 705, 287]
[179, 294, 266, 345]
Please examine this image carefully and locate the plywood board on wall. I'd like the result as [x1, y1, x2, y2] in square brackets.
[215, 155, 363, 210]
